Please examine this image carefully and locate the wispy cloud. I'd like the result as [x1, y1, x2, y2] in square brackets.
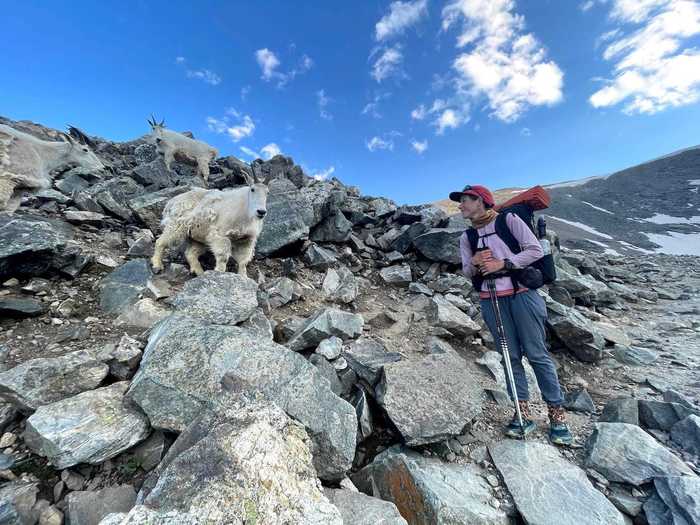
[411, 139, 428, 154]
[239, 146, 259, 159]
[366, 135, 395, 152]
[255, 48, 313, 88]
[580, 0, 596, 12]
[206, 110, 255, 142]
[520, 127, 532, 136]
[240, 85, 251, 100]
[175, 57, 222, 86]
[370, 45, 405, 82]
[260, 143, 282, 160]
[311, 166, 336, 181]
[375, 0, 429, 41]
[589, 0, 700, 114]
[435, 108, 466, 134]
[441, 0, 564, 123]
[362, 92, 392, 118]
[317, 89, 333, 120]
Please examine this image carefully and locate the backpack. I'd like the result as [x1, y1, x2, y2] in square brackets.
[466, 185, 556, 292]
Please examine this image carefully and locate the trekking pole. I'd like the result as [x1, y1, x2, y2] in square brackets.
[486, 278, 526, 438]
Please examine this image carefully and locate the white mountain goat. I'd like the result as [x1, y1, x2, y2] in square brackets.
[0, 124, 107, 213]
[151, 171, 270, 277]
[148, 116, 218, 186]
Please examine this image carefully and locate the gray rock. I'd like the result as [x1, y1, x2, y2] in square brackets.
[95, 335, 143, 381]
[0, 481, 39, 525]
[55, 172, 90, 195]
[412, 228, 463, 264]
[645, 475, 700, 525]
[490, 440, 625, 525]
[0, 402, 17, 433]
[606, 490, 642, 517]
[239, 308, 274, 340]
[613, 345, 659, 366]
[311, 212, 352, 242]
[376, 352, 482, 446]
[599, 397, 639, 425]
[670, 415, 700, 456]
[256, 184, 312, 256]
[352, 386, 374, 443]
[114, 298, 169, 329]
[343, 337, 402, 386]
[564, 389, 596, 413]
[546, 304, 605, 362]
[124, 430, 167, 473]
[126, 236, 154, 258]
[0, 350, 108, 413]
[379, 264, 413, 286]
[584, 423, 693, 485]
[390, 223, 429, 253]
[64, 210, 107, 226]
[287, 308, 364, 352]
[0, 297, 47, 318]
[131, 159, 173, 189]
[137, 401, 343, 524]
[309, 354, 344, 397]
[172, 271, 258, 325]
[262, 276, 298, 308]
[351, 446, 508, 525]
[304, 244, 338, 269]
[24, 382, 150, 469]
[129, 186, 192, 233]
[67, 485, 137, 525]
[409, 282, 434, 296]
[664, 389, 698, 411]
[323, 488, 407, 525]
[639, 400, 698, 431]
[126, 314, 356, 480]
[316, 336, 343, 360]
[428, 295, 480, 337]
[99, 259, 153, 315]
[322, 266, 358, 304]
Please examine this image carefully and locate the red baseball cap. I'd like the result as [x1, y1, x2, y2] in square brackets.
[449, 185, 495, 207]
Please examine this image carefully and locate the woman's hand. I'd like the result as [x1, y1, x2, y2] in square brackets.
[481, 258, 505, 275]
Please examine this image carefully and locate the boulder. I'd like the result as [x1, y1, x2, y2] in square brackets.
[0, 350, 108, 413]
[412, 228, 463, 264]
[172, 271, 258, 325]
[322, 266, 358, 304]
[137, 401, 343, 524]
[343, 337, 402, 386]
[114, 298, 169, 329]
[0, 481, 39, 525]
[376, 352, 482, 446]
[24, 382, 150, 469]
[379, 264, 413, 286]
[262, 276, 299, 309]
[490, 440, 625, 525]
[584, 423, 693, 485]
[639, 400, 699, 431]
[129, 186, 192, 233]
[613, 345, 659, 366]
[351, 446, 508, 525]
[126, 314, 356, 480]
[316, 337, 343, 360]
[564, 389, 596, 413]
[66, 485, 137, 525]
[287, 308, 364, 352]
[428, 295, 480, 337]
[99, 260, 153, 315]
[599, 397, 639, 425]
[256, 180, 313, 256]
[323, 488, 407, 525]
[546, 303, 605, 362]
[95, 335, 143, 381]
[670, 415, 700, 456]
[311, 212, 352, 243]
[644, 476, 700, 525]
[304, 244, 338, 269]
[0, 297, 47, 318]
[308, 354, 344, 397]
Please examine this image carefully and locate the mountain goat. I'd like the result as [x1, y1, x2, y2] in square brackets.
[151, 171, 270, 277]
[148, 116, 218, 186]
[0, 124, 107, 212]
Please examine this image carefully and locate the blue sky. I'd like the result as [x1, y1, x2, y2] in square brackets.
[3, 0, 700, 205]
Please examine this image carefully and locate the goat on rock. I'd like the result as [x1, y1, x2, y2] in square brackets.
[151, 172, 270, 277]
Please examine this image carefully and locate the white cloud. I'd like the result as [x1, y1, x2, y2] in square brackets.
[371, 45, 404, 82]
[362, 92, 392, 118]
[411, 104, 427, 120]
[442, 0, 564, 123]
[590, 0, 700, 114]
[239, 146, 259, 159]
[317, 89, 333, 120]
[311, 166, 336, 181]
[435, 108, 465, 134]
[255, 48, 313, 87]
[520, 127, 531, 136]
[366, 136, 395, 152]
[376, 0, 428, 41]
[175, 57, 222, 86]
[206, 112, 255, 142]
[240, 85, 251, 100]
[411, 139, 428, 153]
[580, 0, 596, 12]
[175, 56, 186, 64]
[261, 143, 282, 160]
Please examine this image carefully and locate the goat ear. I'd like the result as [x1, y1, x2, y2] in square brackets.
[59, 132, 75, 145]
[67, 126, 96, 148]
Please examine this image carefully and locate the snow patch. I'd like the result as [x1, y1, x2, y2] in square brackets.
[548, 216, 614, 239]
[581, 201, 614, 215]
[618, 241, 655, 254]
[545, 175, 608, 189]
[644, 232, 700, 256]
[643, 214, 700, 225]
[689, 179, 700, 186]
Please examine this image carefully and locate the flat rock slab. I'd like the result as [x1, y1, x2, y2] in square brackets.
[0, 350, 108, 413]
[343, 337, 402, 386]
[428, 295, 480, 337]
[351, 446, 508, 525]
[0, 297, 47, 318]
[323, 488, 407, 525]
[67, 485, 137, 525]
[490, 441, 625, 525]
[137, 401, 342, 524]
[172, 271, 258, 325]
[287, 308, 364, 352]
[379, 264, 413, 286]
[412, 228, 463, 264]
[599, 397, 639, 425]
[376, 352, 482, 446]
[584, 423, 693, 485]
[671, 415, 700, 456]
[639, 400, 699, 431]
[126, 314, 356, 480]
[645, 476, 700, 525]
[24, 382, 150, 469]
[99, 259, 153, 314]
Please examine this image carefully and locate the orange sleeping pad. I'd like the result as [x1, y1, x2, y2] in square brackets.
[495, 185, 551, 211]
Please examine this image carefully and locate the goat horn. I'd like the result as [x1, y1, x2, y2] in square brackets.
[160, 119, 165, 127]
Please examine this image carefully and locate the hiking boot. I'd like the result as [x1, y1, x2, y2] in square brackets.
[548, 404, 573, 445]
[504, 400, 536, 438]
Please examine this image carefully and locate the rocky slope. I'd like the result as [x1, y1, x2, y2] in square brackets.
[0, 116, 699, 525]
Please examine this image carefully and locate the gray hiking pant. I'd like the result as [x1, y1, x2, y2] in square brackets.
[480, 289, 564, 406]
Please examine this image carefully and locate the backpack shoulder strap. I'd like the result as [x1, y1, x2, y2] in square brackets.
[495, 213, 522, 254]
[466, 228, 479, 254]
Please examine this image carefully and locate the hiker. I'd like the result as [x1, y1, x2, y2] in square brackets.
[450, 184, 573, 445]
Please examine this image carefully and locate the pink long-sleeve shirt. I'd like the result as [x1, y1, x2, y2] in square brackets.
[459, 213, 544, 298]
